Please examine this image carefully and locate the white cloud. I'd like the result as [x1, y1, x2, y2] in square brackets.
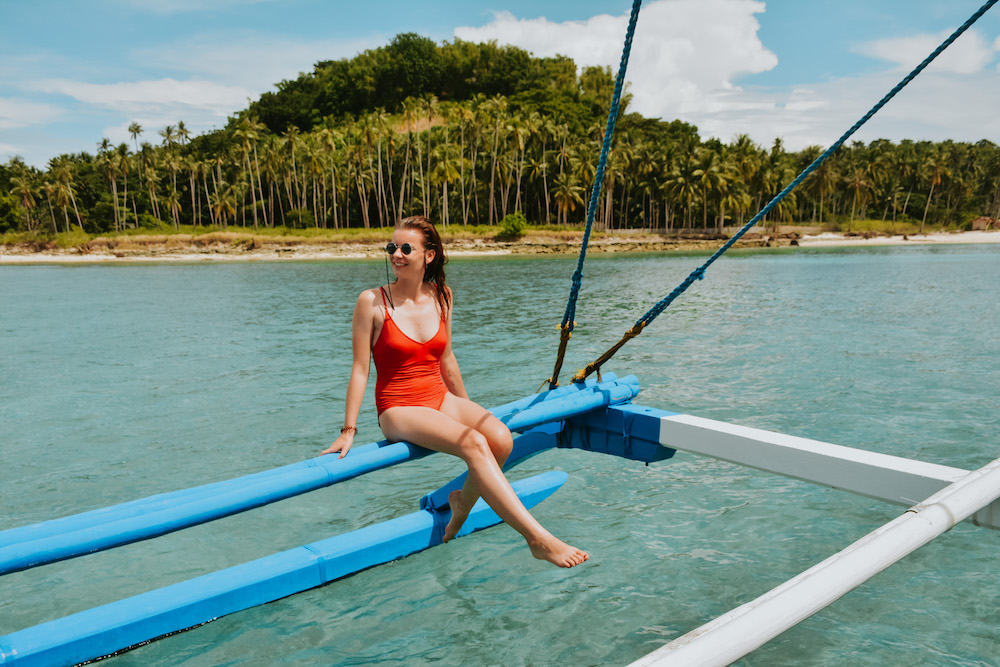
[455, 0, 778, 117]
[18, 78, 255, 150]
[133, 33, 383, 92]
[0, 97, 64, 129]
[689, 68, 1000, 152]
[3, 31, 384, 166]
[32, 78, 254, 115]
[855, 29, 997, 74]
[453, 1, 1000, 151]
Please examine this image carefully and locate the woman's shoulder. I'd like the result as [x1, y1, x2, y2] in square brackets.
[355, 287, 389, 313]
[358, 285, 392, 301]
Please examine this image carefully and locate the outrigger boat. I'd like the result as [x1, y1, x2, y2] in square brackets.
[4, 1, 999, 665]
[2, 371, 999, 666]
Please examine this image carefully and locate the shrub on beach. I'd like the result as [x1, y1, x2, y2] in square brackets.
[285, 209, 315, 229]
[498, 211, 527, 240]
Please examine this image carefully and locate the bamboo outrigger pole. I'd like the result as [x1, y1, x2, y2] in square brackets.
[630, 456, 1000, 667]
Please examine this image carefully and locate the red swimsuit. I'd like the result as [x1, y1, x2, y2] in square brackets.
[372, 288, 449, 416]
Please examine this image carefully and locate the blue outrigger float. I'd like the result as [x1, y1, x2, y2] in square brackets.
[5, 1, 999, 665]
[3, 371, 1000, 666]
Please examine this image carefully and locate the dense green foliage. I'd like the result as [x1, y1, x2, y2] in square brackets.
[4, 33, 1000, 242]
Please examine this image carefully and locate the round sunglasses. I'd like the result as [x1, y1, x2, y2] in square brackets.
[384, 242, 415, 255]
[384, 242, 433, 255]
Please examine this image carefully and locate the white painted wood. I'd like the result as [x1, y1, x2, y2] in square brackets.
[658, 414, 1000, 529]
[628, 456, 1000, 667]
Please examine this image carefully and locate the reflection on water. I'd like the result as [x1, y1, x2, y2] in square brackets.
[1, 244, 999, 665]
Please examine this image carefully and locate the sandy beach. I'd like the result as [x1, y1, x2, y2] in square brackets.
[797, 230, 1000, 247]
[1, 229, 997, 264]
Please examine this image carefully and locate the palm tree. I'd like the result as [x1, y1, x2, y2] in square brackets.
[115, 143, 132, 228]
[431, 142, 460, 228]
[183, 156, 202, 227]
[141, 145, 161, 221]
[40, 181, 59, 233]
[570, 143, 597, 222]
[128, 123, 145, 212]
[422, 94, 439, 215]
[526, 156, 550, 225]
[845, 167, 871, 232]
[666, 155, 699, 229]
[162, 152, 181, 222]
[693, 147, 725, 230]
[372, 109, 394, 225]
[398, 97, 421, 219]
[128, 122, 143, 153]
[164, 187, 182, 230]
[551, 171, 584, 226]
[358, 113, 385, 227]
[10, 176, 38, 232]
[453, 100, 475, 225]
[176, 121, 191, 146]
[159, 125, 175, 150]
[97, 139, 121, 231]
[920, 151, 949, 233]
[52, 164, 84, 232]
[317, 127, 342, 229]
[211, 182, 237, 227]
[485, 95, 509, 225]
[282, 126, 303, 211]
[234, 115, 266, 230]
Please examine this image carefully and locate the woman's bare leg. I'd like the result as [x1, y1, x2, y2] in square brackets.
[435, 393, 511, 542]
[380, 403, 588, 568]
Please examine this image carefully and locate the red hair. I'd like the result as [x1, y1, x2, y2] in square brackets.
[397, 216, 450, 312]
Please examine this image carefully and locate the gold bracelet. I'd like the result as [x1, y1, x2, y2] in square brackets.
[340, 426, 358, 435]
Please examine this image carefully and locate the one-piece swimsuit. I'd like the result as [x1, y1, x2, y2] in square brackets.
[372, 287, 449, 416]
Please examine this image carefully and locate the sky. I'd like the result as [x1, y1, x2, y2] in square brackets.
[2, 0, 999, 168]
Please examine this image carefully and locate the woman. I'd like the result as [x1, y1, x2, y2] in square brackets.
[322, 216, 588, 568]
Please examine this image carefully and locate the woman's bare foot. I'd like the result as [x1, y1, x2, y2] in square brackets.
[528, 535, 589, 568]
[443, 489, 471, 542]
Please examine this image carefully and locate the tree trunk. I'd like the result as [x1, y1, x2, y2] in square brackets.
[921, 181, 936, 233]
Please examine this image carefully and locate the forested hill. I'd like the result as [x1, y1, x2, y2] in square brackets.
[3, 32, 999, 239]
[247, 32, 632, 136]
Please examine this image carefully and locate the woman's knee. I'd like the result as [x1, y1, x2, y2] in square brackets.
[486, 424, 513, 460]
[458, 430, 494, 463]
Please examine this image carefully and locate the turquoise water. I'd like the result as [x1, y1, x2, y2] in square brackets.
[2, 244, 999, 666]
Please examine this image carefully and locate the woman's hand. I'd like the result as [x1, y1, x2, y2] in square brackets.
[321, 431, 355, 458]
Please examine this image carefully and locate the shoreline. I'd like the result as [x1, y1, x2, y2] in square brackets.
[1, 230, 998, 264]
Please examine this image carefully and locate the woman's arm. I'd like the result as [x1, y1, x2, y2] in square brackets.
[439, 287, 469, 400]
[322, 290, 376, 458]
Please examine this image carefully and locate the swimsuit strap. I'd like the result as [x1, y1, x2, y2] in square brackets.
[379, 286, 393, 319]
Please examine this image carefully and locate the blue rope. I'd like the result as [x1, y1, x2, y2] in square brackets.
[631, 0, 997, 331]
[549, 0, 642, 388]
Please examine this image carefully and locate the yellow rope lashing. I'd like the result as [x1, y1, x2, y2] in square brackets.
[542, 323, 574, 391]
[571, 322, 646, 384]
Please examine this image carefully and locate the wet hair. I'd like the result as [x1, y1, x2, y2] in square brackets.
[397, 216, 450, 312]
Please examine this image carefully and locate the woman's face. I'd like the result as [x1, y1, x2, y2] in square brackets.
[388, 227, 433, 279]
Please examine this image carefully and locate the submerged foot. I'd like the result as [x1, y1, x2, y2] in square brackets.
[443, 489, 471, 543]
[528, 535, 589, 568]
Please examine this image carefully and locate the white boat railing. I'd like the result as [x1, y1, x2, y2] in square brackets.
[629, 455, 1000, 666]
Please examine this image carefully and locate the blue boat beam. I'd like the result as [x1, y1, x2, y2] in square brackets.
[0, 375, 643, 576]
[0, 472, 569, 667]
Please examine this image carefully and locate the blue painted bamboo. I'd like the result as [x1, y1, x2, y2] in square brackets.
[0, 472, 567, 667]
[0, 377, 639, 575]
[0, 374, 623, 551]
